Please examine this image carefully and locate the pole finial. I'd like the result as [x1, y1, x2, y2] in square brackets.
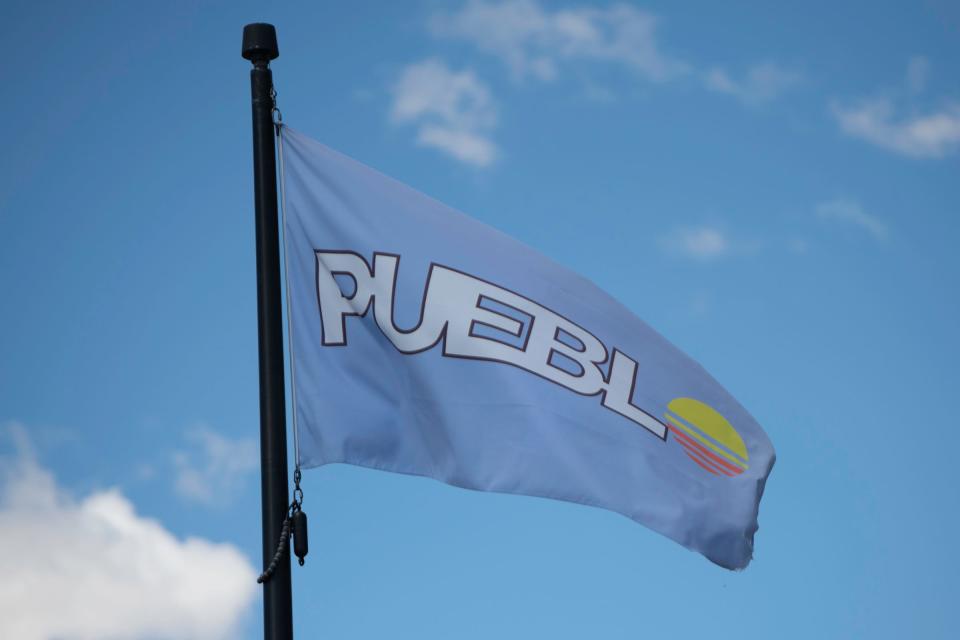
[242, 23, 279, 63]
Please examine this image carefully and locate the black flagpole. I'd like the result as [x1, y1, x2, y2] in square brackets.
[242, 23, 294, 640]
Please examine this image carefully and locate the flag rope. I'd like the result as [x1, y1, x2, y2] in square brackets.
[256, 493, 307, 583]
[251, 88, 309, 585]
[256, 513, 291, 583]
[273, 96, 302, 474]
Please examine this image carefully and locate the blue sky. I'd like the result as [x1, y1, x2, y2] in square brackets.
[1, 1, 958, 638]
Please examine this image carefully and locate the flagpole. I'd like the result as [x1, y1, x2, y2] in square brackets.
[242, 23, 294, 640]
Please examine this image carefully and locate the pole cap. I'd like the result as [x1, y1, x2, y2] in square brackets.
[242, 23, 279, 62]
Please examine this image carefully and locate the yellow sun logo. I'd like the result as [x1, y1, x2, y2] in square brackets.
[665, 398, 749, 477]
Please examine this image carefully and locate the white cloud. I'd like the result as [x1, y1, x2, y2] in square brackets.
[832, 98, 960, 158]
[173, 427, 258, 506]
[429, 0, 687, 83]
[832, 57, 960, 158]
[391, 58, 498, 167]
[660, 226, 730, 260]
[705, 62, 800, 105]
[0, 424, 257, 640]
[816, 198, 888, 241]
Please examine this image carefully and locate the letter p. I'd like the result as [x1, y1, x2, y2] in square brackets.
[315, 251, 375, 345]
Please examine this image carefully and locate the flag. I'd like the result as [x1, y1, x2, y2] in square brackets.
[280, 126, 775, 570]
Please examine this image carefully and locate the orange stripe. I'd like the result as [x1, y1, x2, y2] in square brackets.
[666, 414, 748, 468]
[685, 451, 723, 475]
[673, 428, 741, 473]
[677, 440, 728, 475]
[688, 443, 742, 476]
[680, 442, 733, 476]
[672, 428, 743, 475]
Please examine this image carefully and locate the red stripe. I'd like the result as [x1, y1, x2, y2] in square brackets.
[676, 439, 726, 474]
[672, 427, 742, 474]
[671, 428, 744, 475]
[685, 451, 723, 475]
[672, 425, 748, 474]
[679, 441, 733, 476]
[680, 438, 738, 476]
[683, 441, 742, 477]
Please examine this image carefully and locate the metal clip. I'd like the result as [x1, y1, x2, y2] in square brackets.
[270, 86, 283, 134]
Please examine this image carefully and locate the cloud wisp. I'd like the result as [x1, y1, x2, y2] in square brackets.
[391, 59, 498, 167]
[832, 56, 960, 158]
[660, 226, 730, 261]
[393, 1, 800, 164]
[832, 99, 960, 158]
[172, 427, 258, 506]
[816, 198, 888, 241]
[705, 62, 800, 106]
[428, 0, 687, 83]
[0, 424, 257, 640]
